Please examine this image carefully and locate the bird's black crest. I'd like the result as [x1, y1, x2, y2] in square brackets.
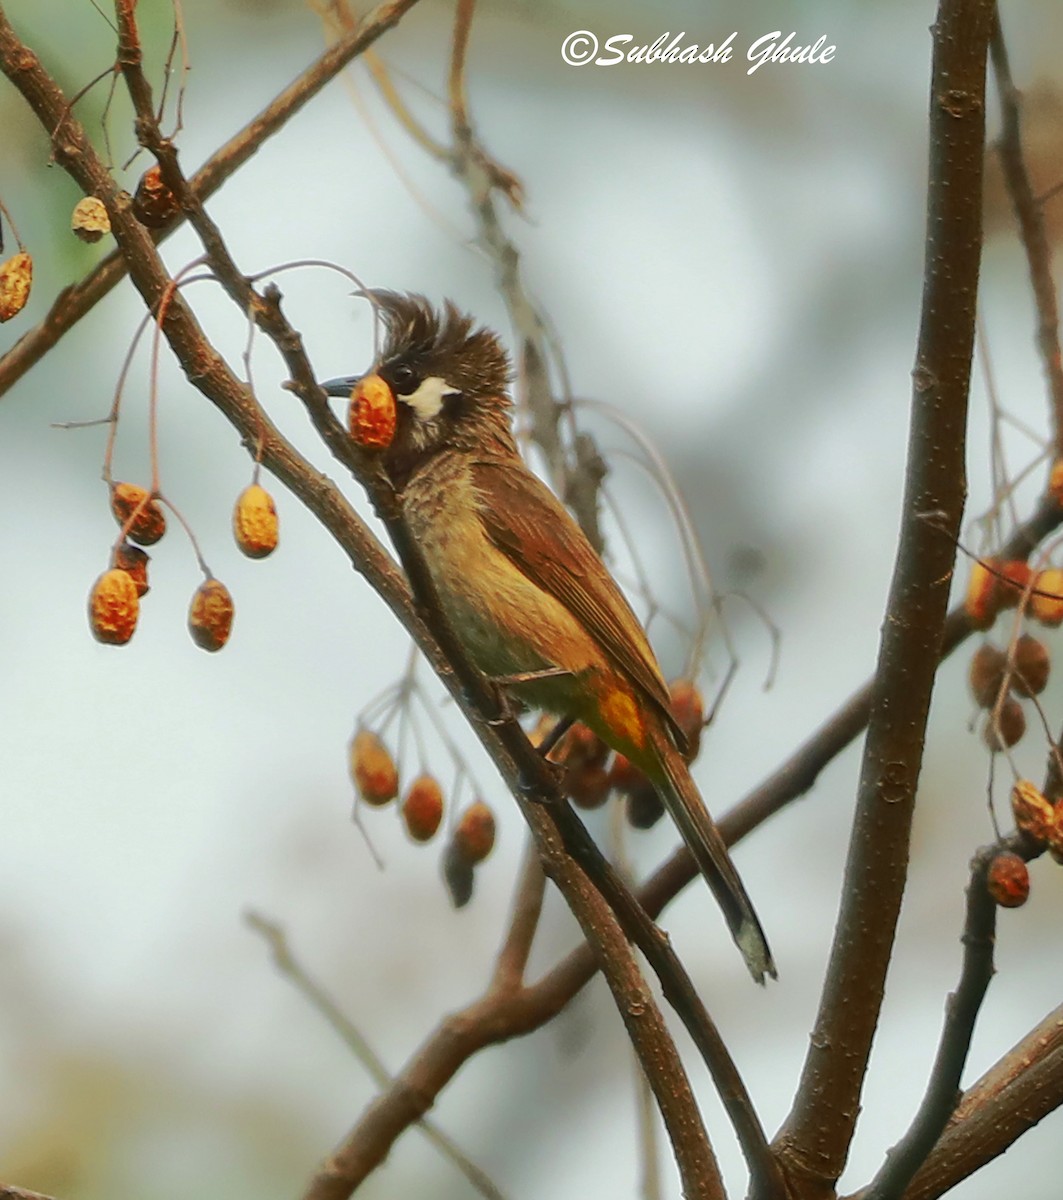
[366, 290, 512, 403]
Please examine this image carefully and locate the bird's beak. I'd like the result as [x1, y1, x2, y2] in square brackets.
[320, 374, 362, 397]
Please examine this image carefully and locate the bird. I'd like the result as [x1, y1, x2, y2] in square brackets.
[322, 292, 775, 983]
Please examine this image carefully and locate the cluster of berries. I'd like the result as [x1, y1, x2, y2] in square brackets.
[350, 729, 496, 906]
[986, 780, 1063, 909]
[88, 481, 278, 650]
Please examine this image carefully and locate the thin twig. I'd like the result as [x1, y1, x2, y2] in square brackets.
[491, 839, 546, 988]
[989, 8, 1063, 458]
[860, 850, 999, 1200]
[245, 911, 508, 1200]
[897, 1001, 1063, 1200]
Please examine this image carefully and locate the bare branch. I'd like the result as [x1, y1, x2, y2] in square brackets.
[859, 849, 999, 1200]
[989, 8, 1063, 457]
[777, 3, 994, 1190]
[0, 0, 424, 399]
[900, 1002, 1063, 1200]
[491, 838, 546, 989]
[245, 911, 508, 1200]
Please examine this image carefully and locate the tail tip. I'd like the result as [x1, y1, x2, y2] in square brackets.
[738, 920, 777, 986]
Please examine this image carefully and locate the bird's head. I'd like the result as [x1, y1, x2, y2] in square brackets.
[322, 292, 514, 475]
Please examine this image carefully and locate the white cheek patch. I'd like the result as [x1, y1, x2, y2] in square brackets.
[398, 375, 460, 421]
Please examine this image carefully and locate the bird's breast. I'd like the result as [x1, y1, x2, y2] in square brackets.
[400, 459, 603, 701]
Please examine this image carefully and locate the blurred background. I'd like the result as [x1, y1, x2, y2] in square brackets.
[2, 0, 1063, 1196]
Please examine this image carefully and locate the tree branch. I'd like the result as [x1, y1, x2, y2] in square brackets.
[1, 10, 725, 1194]
[859, 848, 999, 1200]
[989, 7, 1063, 457]
[899, 1001, 1063, 1200]
[776, 3, 994, 1192]
[0, 0, 424, 399]
[246, 911, 507, 1200]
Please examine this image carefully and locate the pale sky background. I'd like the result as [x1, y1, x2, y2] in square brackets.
[2, 1, 1063, 1198]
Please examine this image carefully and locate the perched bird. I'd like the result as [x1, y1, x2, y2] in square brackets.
[323, 293, 775, 983]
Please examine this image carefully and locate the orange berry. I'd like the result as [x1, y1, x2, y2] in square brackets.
[348, 375, 397, 449]
[567, 763, 611, 809]
[669, 678, 706, 762]
[111, 482, 166, 546]
[350, 730, 398, 807]
[552, 721, 608, 770]
[233, 483, 279, 559]
[112, 542, 150, 597]
[132, 164, 179, 228]
[1011, 634, 1050, 697]
[986, 852, 1030, 908]
[402, 775, 444, 842]
[968, 643, 1006, 708]
[88, 567, 139, 645]
[454, 800, 496, 864]
[997, 560, 1032, 608]
[607, 752, 644, 795]
[188, 578, 234, 652]
[0, 251, 32, 321]
[1011, 780, 1055, 845]
[965, 558, 1002, 629]
[1031, 568, 1063, 627]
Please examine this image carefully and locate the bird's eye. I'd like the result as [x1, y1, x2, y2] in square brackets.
[390, 363, 418, 394]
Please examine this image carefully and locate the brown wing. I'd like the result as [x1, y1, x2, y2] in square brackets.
[471, 458, 684, 743]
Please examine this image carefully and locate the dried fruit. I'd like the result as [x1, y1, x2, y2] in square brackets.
[454, 800, 496, 864]
[986, 851, 1030, 908]
[607, 752, 644, 795]
[1031, 568, 1063, 627]
[71, 196, 110, 243]
[669, 679, 705, 762]
[132, 164, 179, 227]
[968, 642, 1006, 708]
[1050, 458, 1063, 506]
[1011, 779, 1056, 844]
[965, 558, 1001, 628]
[402, 775, 444, 842]
[1011, 633, 1050, 697]
[113, 542, 150, 597]
[350, 729, 398, 807]
[997, 560, 1032, 608]
[0, 250, 32, 322]
[88, 567, 139, 645]
[443, 838, 475, 908]
[348, 374, 397, 449]
[552, 721, 608, 770]
[111, 482, 166, 546]
[982, 697, 1026, 751]
[233, 483, 279, 559]
[626, 781, 665, 829]
[188, 578, 234, 652]
[567, 763, 611, 809]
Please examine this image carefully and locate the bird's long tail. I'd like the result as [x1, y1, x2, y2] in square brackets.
[648, 728, 776, 984]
